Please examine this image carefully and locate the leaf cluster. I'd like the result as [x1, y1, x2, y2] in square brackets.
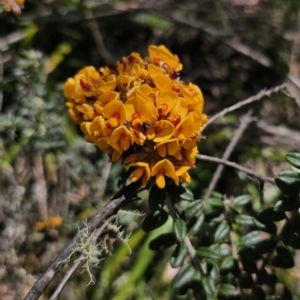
[142, 152, 300, 299]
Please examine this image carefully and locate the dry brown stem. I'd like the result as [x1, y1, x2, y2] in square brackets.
[196, 154, 275, 184]
[203, 84, 287, 130]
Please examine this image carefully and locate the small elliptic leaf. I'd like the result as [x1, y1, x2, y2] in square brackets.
[214, 221, 230, 242]
[188, 214, 205, 235]
[184, 200, 203, 219]
[234, 214, 255, 226]
[197, 247, 219, 260]
[173, 219, 187, 241]
[275, 199, 296, 212]
[219, 243, 231, 257]
[276, 170, 300, 196]
[240, 231, 263, 247]
[239, 247, 261, 260]
[255, 219, 277, 234]
[221, 257, 235, 273]
[142, 209, 169, 232]
[255, 239, 276, 255]
[286, 152, 300, 169]
[201, 276, 215, 297]
[171, 243, 189, 268]
[206, 197, 225, 208]
[233, 194, 252, 207]
[172, 264, 196, 289]
[218, 283, 237, 297]
[148, 185, 166, 211]
[271, 246, 294, 268]
[257, 207, 286, 222]
[167, 184, 194, 201]
[282, 223, 300, 249]
[149, 232, 177, 251]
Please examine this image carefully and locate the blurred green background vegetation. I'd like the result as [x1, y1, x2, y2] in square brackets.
[1, 0, 300, 299]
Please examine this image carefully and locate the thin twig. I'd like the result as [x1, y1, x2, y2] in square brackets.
[162, 11, 272, 67]
[23, 181, 141, 300]
[85, 10, 114, 65]
[203, 110, 253, 200]
[255, 120, 300, 144]
[165, 195, 207, 275]
[196, 154, 275, 184]
[49, 214, 117, 300]
[203, 83, 287, 130]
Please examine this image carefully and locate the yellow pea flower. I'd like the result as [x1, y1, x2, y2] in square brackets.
[146, 120, 175, 143]
[103, 100, 126, 129]
[110, 126, 134, 153]
[148, 45, 183, 72]
[151, 159, 179, 189]
[130, 162, 151, 187]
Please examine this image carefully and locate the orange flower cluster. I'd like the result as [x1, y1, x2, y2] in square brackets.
[1, 0, 24, 14]
[35, 216, 63, 231]
[64, 45, 207, 188]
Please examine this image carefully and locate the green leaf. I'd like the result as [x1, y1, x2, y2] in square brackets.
[184, 200, 203, 219]
[201, 276, 215, 297]
[271, 246, 294, 268]
[255, 219, 277, 234]
[276, 170, 300, 196]
[206, 197, 225, 208]
[167, 184, 194, 201]
[233, 194, 252, 207]
[257, 207, 286, 222]
[218, 283, 237, 297]
[219, 244, 231, 257]
[172, 264, 196, 289]
[142, 209, 169, 232]
[282, 223, 300, 249]
[197, 247, 219, 260]
[220, 257, 235, 273]
[239, 247, 261, 260]
[275, 198, 297, 212]
[240, 231, 263, 247]
[214, 221, 230, 242]
[173, 219, 187, 241]
[234, 214, 256, 226]
[149, 232, 177, 251]
[255, 239, 276, 255]
[148, 185, 166, 211]
[171, 243, 189, 268]
[188, 214, 205, 235]
[286, 152, 300, 169]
